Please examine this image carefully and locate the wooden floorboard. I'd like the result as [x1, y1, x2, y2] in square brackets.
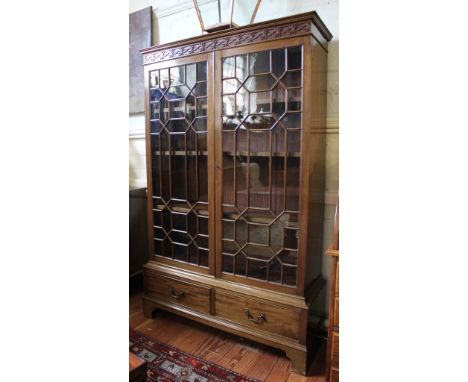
[129, 291, 326, 382]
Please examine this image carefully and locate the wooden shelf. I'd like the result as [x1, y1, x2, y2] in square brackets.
[153, 150, 208, 156]
[223, 151, 300, 157]
[152, 151, 300, 157]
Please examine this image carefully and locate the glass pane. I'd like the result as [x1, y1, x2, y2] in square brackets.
[236, 86, 249, 117]
[281, 113, 302, 130]
[193, 82, 207, 97]
[285, 157, 300, 211]
[223, 95, 235, 117]
[221, 47, 303, 287]
[283, 266, 297, 286]
[199, 250, 209, 267]
[150, 88, 164, 102]
[235, 254, 246, 275]
[250, 129, 270, 152]
[186, 94, 195, 121]
[172, 212, 186, 231]
[197, 62, 207, 82]
[248, 157, 269, 209]
[170, 66, 184, 85]
[248, 259, 268, 281]
[223, 56, 235, 78]
[287, 46, 302, 70]
[186, 64, 196, 89]
[150, 71, 159, 88]
[160, 68, 169, 90]
[188, 243, 198, 264]
[193, 118, 207, 132]
[272, 84, 286, 117]
[244, 74, 276, 92]
[199, 216, 208, 235]
[171, 155, 186, 199]
[151, 120, 163, 134]
[282, 70, 302, 88]
[197, 97, 207, 117]
[236, 128, 248, 154]
[173, 243, 187, 262]
[187, 155, 197, 203]
[287, 129, 301, 153]
[271, 49, 285, 77]
[250, 91, 271, 113]
[169, 100, 185, 119]
[168, 84, 190, 98]
[222, 254, 234, 273]
[198, 157, 208, 202]
[149, 61, 210, 269]
[236, 55, 248, 81]
[249, 51, 270, 74]
[287, 88, 302, 111]
[166, 119, 186, 133]
[197, 132, 207, 151]
[150, 102, 160, 120]
[223, 79, 240, 95]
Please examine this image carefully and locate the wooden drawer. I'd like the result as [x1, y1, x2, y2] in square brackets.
[214, 289, 301, 340]
[145, 273, 211, 315]
[334, 297, 339, 327]
[331, 331, 339, 365]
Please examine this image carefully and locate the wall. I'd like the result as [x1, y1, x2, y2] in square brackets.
[129, 0, 338, 317]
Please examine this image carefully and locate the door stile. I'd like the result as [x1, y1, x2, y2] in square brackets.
[214, 50, 223, 279]
[144, 65, 155, 264]
[296, 36, 312, 296]
[207, 51, 217, 276]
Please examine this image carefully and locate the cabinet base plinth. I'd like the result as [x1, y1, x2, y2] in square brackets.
[285, 347, 308, 375]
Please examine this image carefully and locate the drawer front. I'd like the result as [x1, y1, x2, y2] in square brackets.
[334, 297, 339, 328]
[215, 289, 301, 340]
[145, 273, 211, 314]
[331, 331, 339, 365]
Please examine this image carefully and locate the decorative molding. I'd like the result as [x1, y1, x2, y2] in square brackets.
[143, 20, 311, 65]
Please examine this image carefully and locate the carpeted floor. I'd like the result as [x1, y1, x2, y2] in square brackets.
[130, 328, 261, 382]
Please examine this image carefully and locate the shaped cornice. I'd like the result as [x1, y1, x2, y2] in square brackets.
[141, 12, 332, 65]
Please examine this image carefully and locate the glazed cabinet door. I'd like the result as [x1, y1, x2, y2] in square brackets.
[215, 40, 305, 293]
[145, 53, 215, 274]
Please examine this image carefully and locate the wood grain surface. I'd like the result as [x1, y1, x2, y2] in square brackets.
[130, 292, 326, 381]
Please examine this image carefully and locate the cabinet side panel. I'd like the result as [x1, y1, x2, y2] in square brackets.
[144, 66, 155, 260]
[304, 36, 328, 290]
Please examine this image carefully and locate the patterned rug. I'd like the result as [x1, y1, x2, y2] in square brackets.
[130, 328, 261, 382]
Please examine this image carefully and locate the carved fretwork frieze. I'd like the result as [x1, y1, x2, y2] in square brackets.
[143, 21, 311, 65]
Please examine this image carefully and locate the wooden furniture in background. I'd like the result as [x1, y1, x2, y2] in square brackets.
[129, 352, 147, 382]
[130, 292, 327, 382]
[325, 201, 339, 382]
[141, 12, 332, 375]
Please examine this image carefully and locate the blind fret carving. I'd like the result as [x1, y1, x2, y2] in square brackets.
[143, 21, 311, 65]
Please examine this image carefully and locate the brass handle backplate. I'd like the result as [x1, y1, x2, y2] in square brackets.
[244, 308, 265, 324]
[170, 287, 185, 300]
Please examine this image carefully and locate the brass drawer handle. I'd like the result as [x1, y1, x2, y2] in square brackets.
[244, 308, 265, 324]
[170, 287, 185, 300]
